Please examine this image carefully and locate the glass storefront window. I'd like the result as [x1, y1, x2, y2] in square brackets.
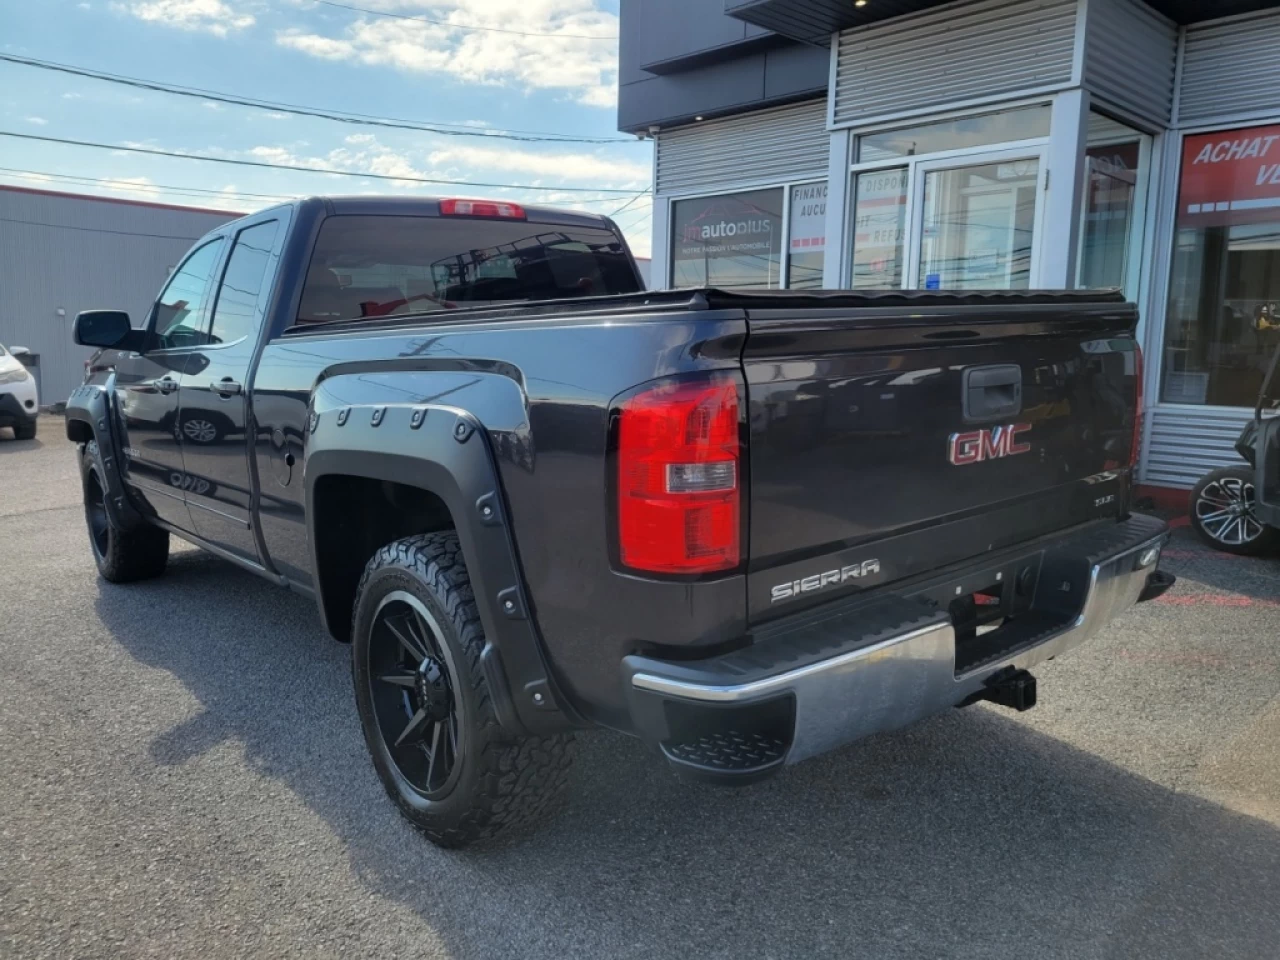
[917, 159, 1038, 290]
[1077, 113, 1148, 292]
[1162, 123, 1280, 407]
[857, 105, 1051, 163]
[670, 188, 783, 289]
[849, 168, 907, 288]
[787, 182, 827, 289]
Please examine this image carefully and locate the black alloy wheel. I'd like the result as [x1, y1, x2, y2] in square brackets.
[85, 466, 111, 562]
[366, 590, 463, 800]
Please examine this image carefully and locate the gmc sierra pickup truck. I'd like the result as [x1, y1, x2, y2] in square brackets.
[68, 195, 1175, 847]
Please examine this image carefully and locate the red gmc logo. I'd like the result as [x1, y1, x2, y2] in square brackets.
[948, 423, 1032, 465]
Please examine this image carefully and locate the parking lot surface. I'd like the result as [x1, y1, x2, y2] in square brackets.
[2, 416, 1278, 959]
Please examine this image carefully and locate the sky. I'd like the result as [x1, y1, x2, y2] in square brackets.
[0, 0, 654, 256]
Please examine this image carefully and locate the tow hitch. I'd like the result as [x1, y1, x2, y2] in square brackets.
[975, 667, 1038, 712]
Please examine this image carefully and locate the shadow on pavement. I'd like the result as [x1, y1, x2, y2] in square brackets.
[1156, 521, 1280, 601]
[96, 549, 1280, 960]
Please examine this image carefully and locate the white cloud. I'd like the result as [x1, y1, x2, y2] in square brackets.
[276, 0, 618, 106]
[113, 0, 255, 37]
[240, 135, 647, 197]
[78, 2, 92, 8]
[62, 92, 82, 100]
[260, 111, 289, 120]
[202, 101, 225, 111]
[428, 144, 647, 184]
[25, 116, 48, 125]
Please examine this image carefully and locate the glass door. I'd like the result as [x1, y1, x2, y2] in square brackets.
[908, 149, 1046, 290]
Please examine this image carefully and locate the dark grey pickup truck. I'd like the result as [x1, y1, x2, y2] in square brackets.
[68, 195, 1174, 847]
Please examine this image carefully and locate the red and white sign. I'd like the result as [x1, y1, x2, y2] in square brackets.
[1179, 124, 1280, 227]
[789, 182, 827, 252]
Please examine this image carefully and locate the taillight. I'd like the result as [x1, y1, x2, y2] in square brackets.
[438, 198, 526, 219]
[1130, 344, 1144, 470]
[616, 374, 742, 575]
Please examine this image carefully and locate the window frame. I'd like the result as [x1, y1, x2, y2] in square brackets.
[206, 218, 284, 350]
[146, 236, 228, 352]
[665, 177, 828, 291]
[842, 100, 1055, 290]
[1075, 112, 1153, 300]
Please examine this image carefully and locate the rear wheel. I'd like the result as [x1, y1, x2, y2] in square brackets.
[351, 532, 574, 848]
[1189, 465, 1279, 556]
[81, 442, 170, 582]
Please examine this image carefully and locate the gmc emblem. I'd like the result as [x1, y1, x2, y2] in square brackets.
[948, 423, 1032, 465]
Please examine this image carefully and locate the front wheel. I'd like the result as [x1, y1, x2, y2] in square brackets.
[351, 532, 574, 848]
[1189, 465, 1279, 556]
[81, 441, 170, 581]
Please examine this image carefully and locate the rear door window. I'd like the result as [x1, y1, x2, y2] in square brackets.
[209, 221, 280, 345]
[296, 215, 639, 325]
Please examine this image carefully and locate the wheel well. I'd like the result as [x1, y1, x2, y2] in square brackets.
[312, 475, 456, 641]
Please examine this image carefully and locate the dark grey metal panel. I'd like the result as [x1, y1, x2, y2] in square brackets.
[618, 43, 827, 132]
[1082, 0, 1177, 125]
[1179, 9, 1280, 124]
[655, 99, 828, 194]
[832, 0, 1078, 128]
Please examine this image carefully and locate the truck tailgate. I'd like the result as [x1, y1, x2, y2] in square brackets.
[743, 296, 1140, 620]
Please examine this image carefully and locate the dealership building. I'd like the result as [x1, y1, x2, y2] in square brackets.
[619, 0, 1280, 498]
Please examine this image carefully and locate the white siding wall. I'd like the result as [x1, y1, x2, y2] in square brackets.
[0, 189, 239, 403]
[1143, 407, 1255, 488]
[1081, 0, 1177, 125]
[1178, 11, 1280, 125]
[654, 99, 829, 196]
[831, 0, 1078, 128]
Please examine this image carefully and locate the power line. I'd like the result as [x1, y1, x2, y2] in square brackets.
[0, 131, 644, 194]
[0, 54, 635, 144]
[0, 215, 205, 241]
[607, 191, 650, 218]
[308, 0, 618, 40]
[0, 167, 297, 203]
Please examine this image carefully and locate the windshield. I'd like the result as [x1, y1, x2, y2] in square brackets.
[0, 344, 8, 357]
[296, 215, 640, 325]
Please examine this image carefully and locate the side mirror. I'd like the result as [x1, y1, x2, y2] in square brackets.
[9, 346, 30, 357]
[74, 310, 136, 349]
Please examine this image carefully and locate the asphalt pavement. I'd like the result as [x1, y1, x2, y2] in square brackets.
[1, 415, 1278, 959]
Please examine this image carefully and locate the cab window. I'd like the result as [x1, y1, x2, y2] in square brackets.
[152, 239, 225, 349]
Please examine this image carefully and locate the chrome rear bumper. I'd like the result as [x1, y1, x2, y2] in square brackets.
[623, 514, 1172, 780]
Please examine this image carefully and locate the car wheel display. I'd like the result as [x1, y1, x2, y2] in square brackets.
[81, 441, 170, 582]
[351, 531, 574, 848]
[1189, 465, 1279, 556]
[178, 414, 223, 445]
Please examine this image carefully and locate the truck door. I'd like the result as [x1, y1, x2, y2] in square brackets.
[114, 237, 226, 532]
[177, 217, 284, 563]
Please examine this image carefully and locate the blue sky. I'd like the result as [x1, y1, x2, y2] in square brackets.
[0, 0, 654, 255]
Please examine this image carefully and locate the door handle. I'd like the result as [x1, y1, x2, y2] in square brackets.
[963, 364, 1022, 422]
[211, 378, 243, 397]
[157, 378, 178, 395]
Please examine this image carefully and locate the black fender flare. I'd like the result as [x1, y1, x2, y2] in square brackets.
[304, 394, 576, 736]
[65, 379, 146, 532]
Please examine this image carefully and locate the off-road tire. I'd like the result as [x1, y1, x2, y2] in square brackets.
[1189, 464, 1279, 556]
[351, 532, 574, 848]
[81, 441, 170, 582]
[14, 418, 37, 440]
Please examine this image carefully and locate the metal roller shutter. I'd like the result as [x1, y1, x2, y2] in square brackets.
[654, 99, 829, 196]
[831, 0, 1078, 128]
[1179, 12, 1280, 125]
[1082, 0, 1177, 126]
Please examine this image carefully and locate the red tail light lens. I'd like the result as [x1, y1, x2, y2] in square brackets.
[438, 198, 526, 219]
[617, 374, 742, 575]
[1130, 344, 1144, 470]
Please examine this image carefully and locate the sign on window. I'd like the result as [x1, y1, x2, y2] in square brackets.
[1179, 124, 1280, 227]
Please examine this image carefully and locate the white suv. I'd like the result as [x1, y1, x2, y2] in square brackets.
[0, 343, 39, 440]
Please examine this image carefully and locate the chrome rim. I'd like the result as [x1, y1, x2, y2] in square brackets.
[181, 418, 218, 444]
[1195, 476, 1265, 546]
[85, 470, 110, 560]
[367, 590, 462, 800]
